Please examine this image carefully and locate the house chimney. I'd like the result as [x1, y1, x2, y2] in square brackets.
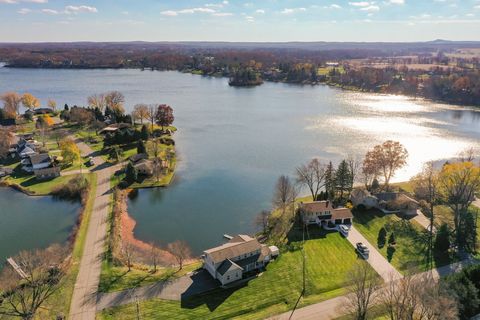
[326, 200, 329, 208]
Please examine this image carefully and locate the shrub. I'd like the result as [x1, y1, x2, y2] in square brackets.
[51, 175, 89, 200]
[377, 227, 387, 248]
[388, 232, 396, 246]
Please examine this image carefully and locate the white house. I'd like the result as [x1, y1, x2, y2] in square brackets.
[202, 235, 275, 286]
[350, 189, 419, 216]
[299, 200, 353, 226]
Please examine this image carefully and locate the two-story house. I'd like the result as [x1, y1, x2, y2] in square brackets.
[299, 200, 353, 226]
[202, 235, 277, 286]
[21, 153, 52, 173]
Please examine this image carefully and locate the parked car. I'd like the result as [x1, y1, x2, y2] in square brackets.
[87, 156, 95, 166]
[356, 242, 369, 259]
[338, 224, 349, 237]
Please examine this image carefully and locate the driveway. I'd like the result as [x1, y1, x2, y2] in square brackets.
[346, 226, 402, 282]
[413, 209, 435, 232]
[97, 269, 219, 310]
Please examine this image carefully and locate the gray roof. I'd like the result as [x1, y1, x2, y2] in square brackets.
[29, 153, 51, 165]
[129, 153, 148, 163]
[34, 166, 60, 175]
[217, 259, 242, 276]
[204, 235, 262, 264]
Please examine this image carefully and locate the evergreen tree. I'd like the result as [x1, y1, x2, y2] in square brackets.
[125, 162, 138, 183]
[335, 159, 352, 200]
[377, 227, 387, 248]
[325, 161, 335, 199]
[137, 140, 146, 154]
[434, 223, 451, 254]
[141, 124, 149, 140]
[388, 232, 396, 246]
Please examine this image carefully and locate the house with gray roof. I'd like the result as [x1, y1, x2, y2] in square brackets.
[202, 235, 276, 285]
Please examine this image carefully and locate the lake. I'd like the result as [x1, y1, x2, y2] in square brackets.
[0, 188, 80, 261]
[1, 67, 479, 254]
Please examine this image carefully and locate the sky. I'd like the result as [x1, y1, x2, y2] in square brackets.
[0, 0, 480, 42]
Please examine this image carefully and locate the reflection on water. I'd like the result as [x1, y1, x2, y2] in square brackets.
[0, 69, 478, 253]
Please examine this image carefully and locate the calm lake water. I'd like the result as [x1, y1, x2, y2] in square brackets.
[1, 68, 479, 254]
[0, 188, 80, 261]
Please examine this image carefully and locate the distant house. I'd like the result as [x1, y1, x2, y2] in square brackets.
[0, 118, 16, 126]
[22, 153, 52, 173]
[0, 167, 13, 178]
[202, 235, 276, 286]
[129, 153, 148, 164]
[99, 123, 132, 135]
[34, 166, 60, 180]
[34, 108, 54, 115]
[299, 201, 353, 226]
[350, 189, 419, 216]
[11, 138, 37, 159]
[133, 159, 154, 176]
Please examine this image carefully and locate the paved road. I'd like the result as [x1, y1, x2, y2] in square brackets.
[346, 226, 403, 282]
[97, 270, 219, 311]
[269, 258, 478, 320]
[413, 209, 436, 232]
[68, 139, 115, 320]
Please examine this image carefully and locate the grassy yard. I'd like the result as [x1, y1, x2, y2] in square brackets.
[3, 172, 82, 195]
[98, 230, 378, 320]
[99, 262, 202, 293]
[353, 209, 452, 274]
[35, 173, 97, 319]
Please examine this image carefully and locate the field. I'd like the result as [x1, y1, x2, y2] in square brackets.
[98, 230, 377, 320]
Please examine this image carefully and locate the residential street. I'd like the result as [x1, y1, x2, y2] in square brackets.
[345, 226, 403, 282]
[68, 140, 115, 320]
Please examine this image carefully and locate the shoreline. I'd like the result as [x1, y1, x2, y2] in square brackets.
[3, 65, 479, 108]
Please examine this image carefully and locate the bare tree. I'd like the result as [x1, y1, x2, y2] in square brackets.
[296, 158, 325, 201]
[147, 104, 158, 132]
[273, 175, 296, 216]
[347, 155, 361, 191]
[47, 99, 57, 112]
[415, 274, 458, 320]
[150, 242, 161, 273]
[121, 242, 134, 272]
[255, 210, 270, 234]
[167, 240, 192, 271]
[0, 245, 67, 320]
[411, 162, 439, 268]
[1, 92, 22, 116]
[87, 93, 106, 111]
[344, 261, 381, 320]
[364, 140, 408, 191]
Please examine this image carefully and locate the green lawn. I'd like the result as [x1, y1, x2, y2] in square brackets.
[353, 209, 452, 274]
[4, 172, 81, 195]
[99, 262, 202, 293]
[35, 173, 97, 319]
[98, 230, 378, 320]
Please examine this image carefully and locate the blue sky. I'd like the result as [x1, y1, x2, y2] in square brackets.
[1, 0, 480, 42]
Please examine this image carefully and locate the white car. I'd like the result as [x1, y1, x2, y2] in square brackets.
[338, 224, 349, 237]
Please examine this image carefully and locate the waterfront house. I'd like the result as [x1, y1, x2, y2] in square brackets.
[34, 166, 60, 180]
[129, 153, 148, 164]
[202, 235, 277, 286]
[299, 200, 353, 226]
[22, 153, 52, 173]
[133, 159, 154, 176]
[350, 189, 419, 216]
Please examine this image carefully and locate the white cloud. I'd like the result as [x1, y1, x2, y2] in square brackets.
[255, 9, 265, 14]
[161, 10, 178, 16]
[1, 0, 47, 3]
[349, 1, 371, 7]
[388, 0, 404, 4]
[245, 15, 254, 22]
[65, 5, 97, 14]
[475, 5, 480, 9]
[161, 7, 217, 16]
[17, 7, 30, 14]
[211, 12, 233, 16]
[41, 8, 58, 14]
[466, 13, 475, 17]
[329, 4, 342, 9]
[281, 7, 306, 14]
[360, 5, 380, 12]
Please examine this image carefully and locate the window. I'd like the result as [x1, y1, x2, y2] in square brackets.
[227, 276, 230, 280]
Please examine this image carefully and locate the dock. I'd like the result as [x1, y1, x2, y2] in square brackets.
[6, 257, 28, 279]
[223, 234, 233, 240]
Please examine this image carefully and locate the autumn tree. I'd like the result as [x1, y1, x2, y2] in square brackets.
[36, 114, 54, 146]
[21, 93, 40, 111]
[155, 104, 174, 131]
[1, 92, 22, 116]
[167, 240, 191, 271]
[132, 103, 149, 125]
[147, 104, 158, 132]
[363, 140, 408, 191]
[59, 137, 81, 165]
[87, 93, 106, 111]
[69, 107, 94, 126]
[0, 245, 67, 320]
[296, 158, 325, 201]
[439, 161, 480, 252]
[0, 127, 14, 160]
[105, 91, 125, 120]
[47, 99, 57, 112]
[343, 261, 381, 320]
